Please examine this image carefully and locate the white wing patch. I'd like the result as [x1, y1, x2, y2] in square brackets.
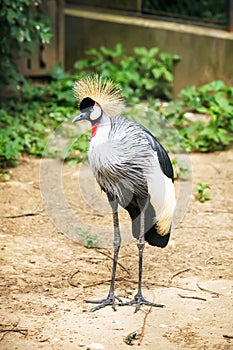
[146, 152, 176, 236]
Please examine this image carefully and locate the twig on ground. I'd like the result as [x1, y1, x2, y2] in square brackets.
[168, 268, 191, 282]
[143, 281, 196, 292]
[202, 209, 233, 214]
[68, 272, 198, 292]
[223, 334, 233, 339]
[83, 277, 127, 289]
[68, 271, 124, 289]
[95, 248, 131, 277]
[0, 211, 43, 219]
[83, 278, 198, 291]
[68, 270, 81, 287]
[67, 248, 131, 288]
[0, 328, 28, 335]
[196, 282, 221, 297]
[186, 262, 204, 271]
[0, 321, 28, 341]
[205, 256, 214, 264]
[178, 225, 211, 229]
[210, 164, 221, 174]
[178, 293, 207, 301]
[138, 306, 153, 346]
[77, 256, 106, 262]
[83, 279, 112, 288]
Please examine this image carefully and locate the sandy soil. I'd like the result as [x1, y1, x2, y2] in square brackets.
[0, 149, 233, 350]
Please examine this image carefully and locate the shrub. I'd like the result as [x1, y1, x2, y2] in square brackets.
[74, 44, 180, 101]
[0, 0, 52, 90]
[163, 80, 233, 152]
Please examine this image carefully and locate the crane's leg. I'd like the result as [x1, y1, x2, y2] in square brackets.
[121, 197, 165, 313]
[85, 195, 122, 312]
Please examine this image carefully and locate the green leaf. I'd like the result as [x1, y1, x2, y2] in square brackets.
[143, 78, 156, 90]
[162, 68, 173, 82]
[134, 47, 148, 56]
[199, 80, 225, 93]
[152, 68, 162, 79]
[148, 47, 159, 57]
[6, 9, 17, 23]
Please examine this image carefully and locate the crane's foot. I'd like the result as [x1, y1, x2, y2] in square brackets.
[120, 293, 165, 313]
[85, 293, 123, 312]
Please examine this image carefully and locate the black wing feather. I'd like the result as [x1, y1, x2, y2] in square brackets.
[143, 129, 174, 182]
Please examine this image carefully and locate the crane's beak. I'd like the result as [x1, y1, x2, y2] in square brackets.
[72, 111, 89, 123]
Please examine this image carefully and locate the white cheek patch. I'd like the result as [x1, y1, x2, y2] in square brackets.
[90, 106, 101, 120]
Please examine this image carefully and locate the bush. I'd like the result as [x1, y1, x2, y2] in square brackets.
[0, 0, 52, 90]
[162, 80, 233, 152]
[0, 100, 76, 168]
[74, 44, 180, 101]
[0, 38, 232, 170]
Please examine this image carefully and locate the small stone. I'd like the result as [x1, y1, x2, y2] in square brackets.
[159, 324, 168, 328]
[29, 259, 36, 264]
[88, 343, 104, 350]
[193, 317, 200, 321]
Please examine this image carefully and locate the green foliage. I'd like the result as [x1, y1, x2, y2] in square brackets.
[162, 80, 233, 152]
[76, 227, 100, 248]
[0, 63, 88, 169]
[195, 183, 211, 203]
[1, 77, 232, 169]
[124, 330, 140, 346]
[211, 261, 222, 266]
[74, 44, 180, 101]
[0, 170, 12, 181]
[0, 0, 52, 89]
[172, 158, 190, 180]
[126, 79, 232, 154]
[0, 43, 180, 169]
[21, 63, 77, 105]
[0, 34, 232, 171]
[0, 100, 75, 168]
[65, 132, 90, 165]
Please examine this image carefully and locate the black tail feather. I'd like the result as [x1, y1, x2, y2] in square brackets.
[144, 226, 170, 247]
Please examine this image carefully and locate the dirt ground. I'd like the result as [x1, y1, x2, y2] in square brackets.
[0, 149, 233, 350]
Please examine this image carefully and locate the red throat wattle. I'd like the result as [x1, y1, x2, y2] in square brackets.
[91, 124, 98, 137]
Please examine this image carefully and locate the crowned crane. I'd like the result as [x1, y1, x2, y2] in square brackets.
[72, 74, 176, 313]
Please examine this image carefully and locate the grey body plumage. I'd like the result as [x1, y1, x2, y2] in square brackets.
[88, 114, 175, 240]
[89, 115, 153, 203]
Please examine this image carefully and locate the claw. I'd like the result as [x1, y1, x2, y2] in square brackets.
[119, 293, 165, 313]
[85, 294, 123, 312]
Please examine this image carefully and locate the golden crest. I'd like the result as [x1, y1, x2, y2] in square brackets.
[73, 73, 125, 116]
